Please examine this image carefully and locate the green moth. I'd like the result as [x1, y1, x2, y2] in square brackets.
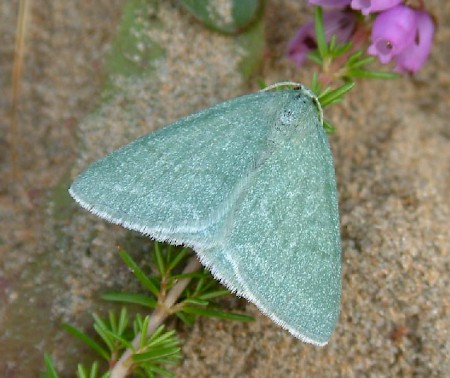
[69, 83, 341, 346]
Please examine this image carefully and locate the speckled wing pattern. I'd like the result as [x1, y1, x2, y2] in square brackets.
[69, 87, 341, 346]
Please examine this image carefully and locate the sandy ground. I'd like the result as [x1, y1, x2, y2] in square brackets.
[1, 1, 449, 377]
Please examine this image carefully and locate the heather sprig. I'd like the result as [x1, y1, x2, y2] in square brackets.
[289, 0, 435, 83]
[43, 245, 253, 378]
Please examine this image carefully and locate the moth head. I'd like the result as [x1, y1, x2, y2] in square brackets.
[261, 82, 323, 128]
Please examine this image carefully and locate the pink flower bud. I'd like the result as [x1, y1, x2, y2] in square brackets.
[394, 11, 435, 73]
[351, 0, 403, 16]
[367, 5, 417, 64]
[288, 10, 356, 66]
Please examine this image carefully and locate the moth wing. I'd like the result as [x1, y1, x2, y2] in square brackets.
[219, 102, 341, 345]
[69, 91, 289, 248]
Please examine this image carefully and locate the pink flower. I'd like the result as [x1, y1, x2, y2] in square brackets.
[394, 11, 435, 73]
[288, 10, 356, 66]
[367, 5, 417, 64]
[351, 0, 403, 16]
[309, 0, 352, 7]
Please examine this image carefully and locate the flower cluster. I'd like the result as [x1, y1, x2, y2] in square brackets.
[288, 0, 435, 74]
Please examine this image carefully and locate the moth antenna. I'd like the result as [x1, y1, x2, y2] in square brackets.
[261, 81, 303, 92]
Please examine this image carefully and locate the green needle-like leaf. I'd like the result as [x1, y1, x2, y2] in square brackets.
[62, 323, 109, 360]
[347, 56, 375, 69]
[318, 86, 332, 98]
[323, 119, 336, 134]
[175, 311, 194, 325]
[328, 35, 337, 53]
[257, 78, 267, 89]
[198, 289, 230, 300]
[347, 69, 399, 79]
[94, 323, 132, 349]
[165, 244, 174, 264]
[43, 354, 60, 378]
[310, 72, 321, 95]
[76, 365, 86, 378]
[139, 316, 150, 349]
[108, 311, 118, 334]
[346, 50, 363, 66]
[171, 272, 209, 280]
[149, 333, 179, 350]
[117, 307, 129, 335]
[314, 7, 328, 59]
[92, 323, 115, 353]
[133, 346, 182, 363]
[194, 275, 206, 293]
[307, 51, 323, 65]
[76, 362, 100, 378]
[133, 313, 145, 335]
[103, 292, 158, 308]
[335, 45, 352, 58]
[132, 325, 181, 365]
[144, 365, 174, 377]
[88, 362, 99, 378]
[167, 247, 190, 272]
[148, 324, 166, 341]
[182, 298, 209, 306]
[119, 249, 160, 297]
[154, 242, 166, 275]
[319, 82, 355, 107]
